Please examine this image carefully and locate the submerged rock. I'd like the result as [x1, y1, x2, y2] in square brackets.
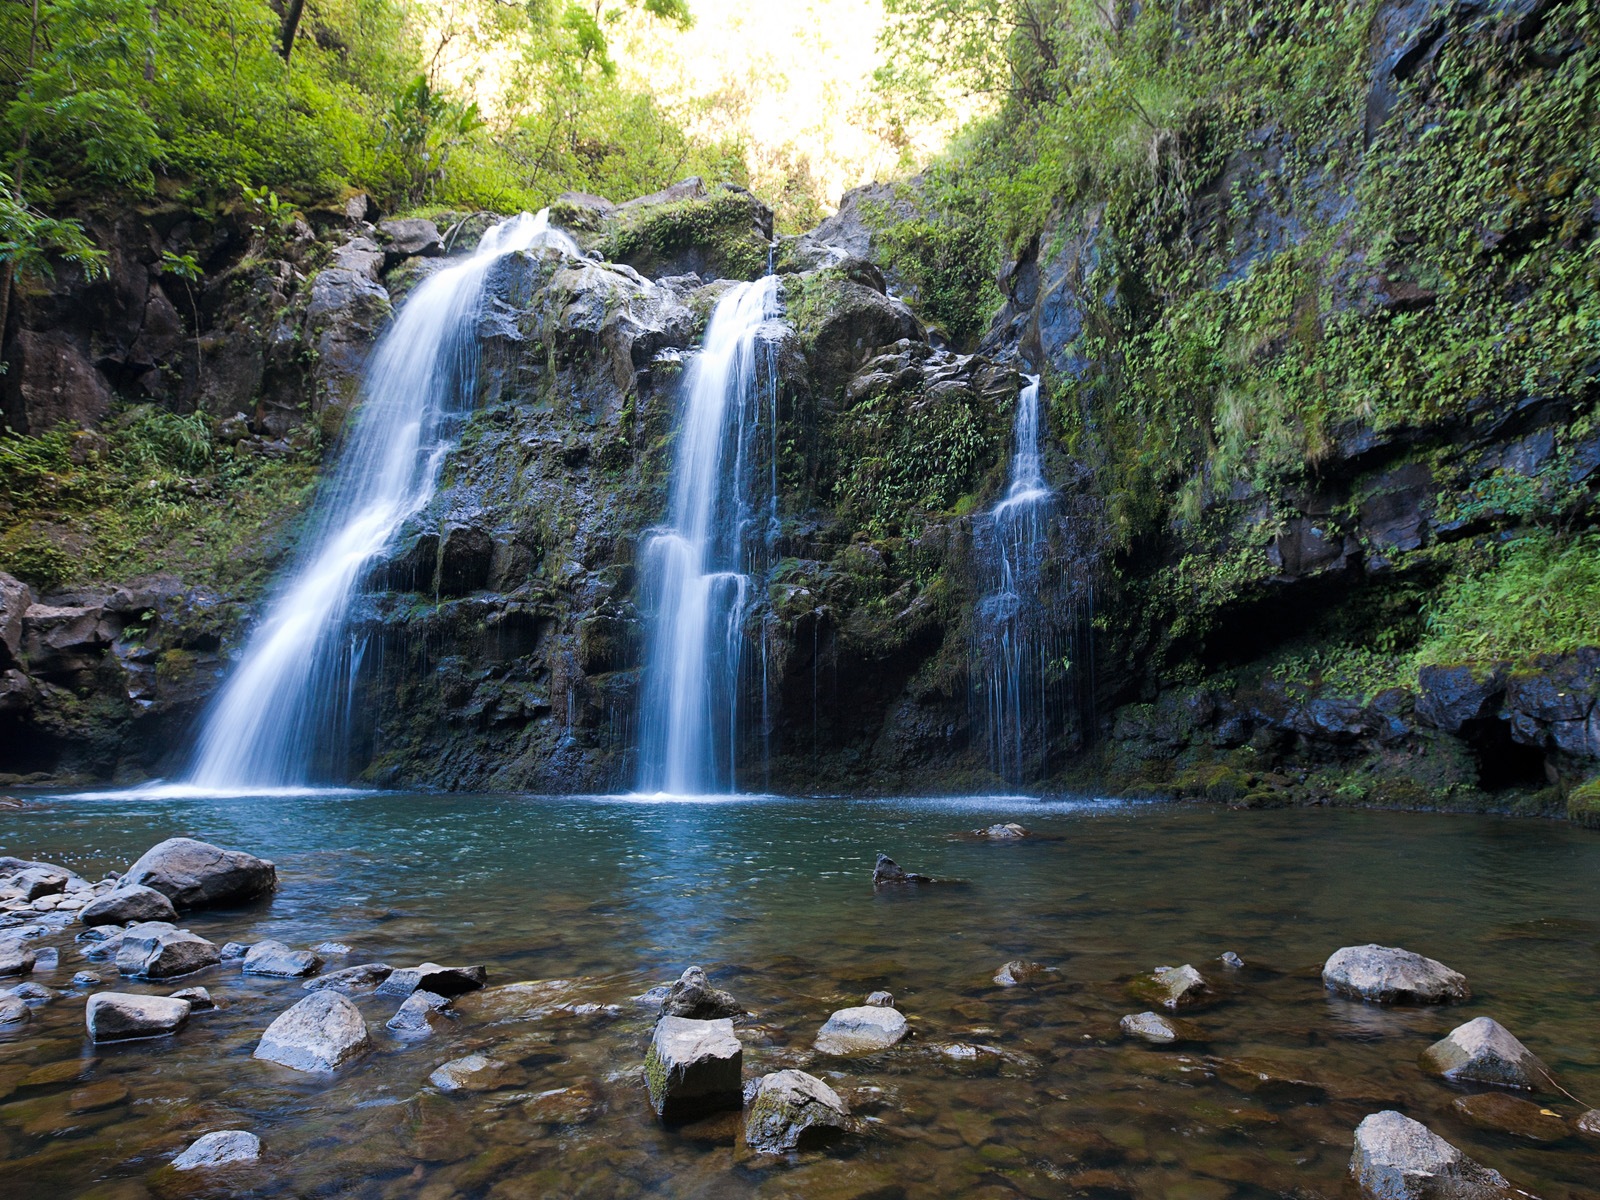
[428, 1053, 527, 1093]
[871, 853, 931, 887]
[1451, 1093, 1568, 1143]
[9, 981, 51, 1004]
[169, 985, 215, 1011]
[1349, 1110, 1516, 1199]
[375, 962, 487, 999]
[1420, 1017, 1549, 1090]
[85, 991, 191, 1041]
[1323, 944, 1469, 1005]
[242, 939, 323, 978]
[814, 1005, 908, 1055]
[1129, 964, 1211, 1010]
[1576, 1109, 1600, 1140]
[254, 990, 372, 1073]
[864, 990, 895, 1008]
[974, 822, 1030, 839]
[0, 939, 35, 977]
[119, 837, 276, 910]
[172, 1129, 261, 1170]
[745, 1069, 853, 1154]
[994, 959, 1053, 986]
[305, 962, 393, 993]
[1220, 951, 1245, 969]
[645, 1015, 743, 1120]
[78, 884, 176, 927]
[659, 965, 743, 1019]
[523, 1081, 606, 1125]
[1119, 1011, 1203, 1045]
[115, 922, 220, 979]
[386, 989, 450, 1039]
[0, 994, 29, 1024]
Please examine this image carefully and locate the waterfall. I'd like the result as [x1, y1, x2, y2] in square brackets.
[975, 375, 1058, 785]
[636, 276, 782, 795]
[186, 210, 579, 789]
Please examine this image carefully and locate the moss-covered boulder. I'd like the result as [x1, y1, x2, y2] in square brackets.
[581, 180, 774, 282]
[1568, 778, 1600, 828]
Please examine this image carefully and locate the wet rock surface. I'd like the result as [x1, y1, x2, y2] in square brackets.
[1349, 1110, 1516, 1200]
[85, 992, 191, 1041]
[814, 1005, 909, 1055]
[1120, 1011, 1203, 1045]
[114, 923, 221, 980]
[78, 884, 176, 927]
[1129, 964, 1211, 1010]
[658, 965, 743, 1019]
[646, 1016, 743, 1120]
[1323, 944, 1470, 1005]
[1450, 1093, 1569, 1143]
[119, 838, 276, 910]
[172, 1128, 261, 1170]
[241, 939, 323, 978]
[744, 1069, 853, 1154]
[253, 991, 372, 1073]
[305, 962, 393, 993]
[1420, 1017, 1550, 1090]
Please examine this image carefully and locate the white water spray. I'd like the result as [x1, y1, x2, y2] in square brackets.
[636, 276, 782, 795]
[186, 211, 578, 788]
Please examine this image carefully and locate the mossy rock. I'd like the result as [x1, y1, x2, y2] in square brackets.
[1568, 778, 1600, 829]
[597, 185, 773, 282]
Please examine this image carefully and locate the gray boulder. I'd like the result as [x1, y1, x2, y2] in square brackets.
[745, 1069, 853, 1154]
[242, 940, 323, 978]
[872, 853, 931, 887]
[172, 1129, 261, 1170]
[386, 989, 450, 1039]
[659, 965, 742, 1019]
[115, 922, 220, 979]
[253, 990, 371, 1073]
[645, 1015, 743, 1120]
[1324, 944, 1469, 1005]
[169, 986, 215, 1011]
[305, 962, 393, 993]
[374, 962, 486, 998]
[814, 1005, 908, 1055]
[379, 217, 445, 260]
[10, 866, 67, 901]
[0, 995, 28, 1024]
[0, 938, 35, 977]
[79, 884, 177, 927]
[1349, 1110, 1516, 1200]
[86, 991, 191, 1041]
[119, 838, 276, 910]
[1420, 1017, 1549, 1089]
[1130, 964, 1211, 1010]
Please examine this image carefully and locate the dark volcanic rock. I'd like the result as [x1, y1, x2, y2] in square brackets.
[658, 965, 743, 1020]
[119, 837, 277, 910]
[1415, 666, 1506, 734]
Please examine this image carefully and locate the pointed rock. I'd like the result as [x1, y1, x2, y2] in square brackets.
[1350, 1111, 1517, 1199]
[659, 965, 742, 1019]
[254, 991, 371, 1073]
[1420, 1017, 1549, 1090]
[745, 1069, 853, 1154]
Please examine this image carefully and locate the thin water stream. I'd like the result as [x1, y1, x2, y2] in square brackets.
[2, 795, 1598, 1198]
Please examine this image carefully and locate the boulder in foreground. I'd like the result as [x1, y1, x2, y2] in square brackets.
[1349, 1110, 1516, 1200]
[119, 837, 276, 910]
[745, 1069, 853, 1154]
[172, 1129, 261, 1170]
[1420, 1017, 1549, 1090]
[79, 884, 177, 927]
[86, 992, 191, 1041]
[254, 990, 371, 1073]
[645, 1015, 742, 1120]
[814, 1005, 908, 1055]
[1323, 945, 1469, 1005]
[115, 923, 220, 980]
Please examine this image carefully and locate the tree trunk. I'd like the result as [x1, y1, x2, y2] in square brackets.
[279, 0, 306, 61]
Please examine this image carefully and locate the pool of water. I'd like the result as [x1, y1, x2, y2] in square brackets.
[2, 792, 1598, 1199]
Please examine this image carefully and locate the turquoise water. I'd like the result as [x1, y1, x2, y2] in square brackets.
[2, 793, 1598, 1198]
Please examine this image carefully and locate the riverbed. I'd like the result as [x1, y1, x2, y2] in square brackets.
[2, 793, 1598, 1198]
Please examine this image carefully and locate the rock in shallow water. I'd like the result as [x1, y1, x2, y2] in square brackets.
[1323, 944, 1469, 1005]
[169, 985, 215, 1011]
[119, 837, 276, 910]
[871, 853, 931, 887]
[0, 938, 35, 978]
[994, 959, 1052, 986]
[1349, 1110, 1516, 1200]
[375, 962, 486, 999]
[254, 990, 371, 1072]
[974, 823, 1029, 839]
[1420, 1017, 1549, 1090]
[646, 1015, 743, 1120]
[428, 1054, 527, 1092]
[86, 991, 191, 1041]
[814, 1005, 908, 1055]
[864, 990, 894, 1008]
[745, 1069, 853, 1154]
[1450, 1092, 1568, 1143]
[1119, 1011, 1203, 1045]
[78, 884, 176, 927]
[0, 994, 29, 1024]
[242, 939, 323, 978]
[306, 962, 393, 993]
[172, 1129, 261, 1170]
[1130, 964, 1211, 1010]
[659, 965, 742, 1019]
[387, 989, 450, 1038]
[115, 922, 220, 979]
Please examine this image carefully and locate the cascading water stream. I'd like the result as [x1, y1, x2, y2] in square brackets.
[636, 275, 782, 796]
[976, 374, 1057, 785]
[185, 211, 579, 790]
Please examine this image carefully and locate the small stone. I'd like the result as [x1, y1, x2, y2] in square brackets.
[9, 981, 50, 1004]
[1119, 1011, 1203, 1045]
[78, 884, 177, 927]
[0, 938, 35, 977]
[374, 962, 486, 999]
[253, 990, 371, 1073]
[115, 922, 220, 979]
[1323, 944, 1469, 1005]
[86, 991, 191, 1041]
[0, 995, 29, 1024]
[814, 1005, 908, 1055]
[646, 1015, 743, 1120]
[1420, 1017, 1549, 1090]
[312, 941, 353, 956]
[975, 823, 1029, 839]
[658, 965, 742, 1019]
[428, 1054, 526, 1093]
[71, 971, 101, 987]
[1451, 1093, 1568, 1143]
[220, 942, 249, 961]
[1220, 951, 1244, 969]
[872, 852, 931, 887]
[1349, 1110, 1515, 1200]
[1130, 964, 1211, 1010]
[242, 939, 323, 978]
[864, 990, 894, 1008]
[118, 837, 276, 910]
[994, 959, 1052, 986]
[386, 989, 449, 1038]
[31, 946, 57, 971]
[304, 962, 392, 993]
[169, 986, 215, 1011]
[745, 1069, 853, 1154]
[172, 1129, 262, 1170]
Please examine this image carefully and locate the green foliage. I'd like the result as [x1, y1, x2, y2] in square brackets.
[0, 172, 104, 284]
[870, 200, 1001, 348]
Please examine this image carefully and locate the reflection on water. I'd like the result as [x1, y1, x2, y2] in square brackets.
[2, 794, 1598, 1198]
